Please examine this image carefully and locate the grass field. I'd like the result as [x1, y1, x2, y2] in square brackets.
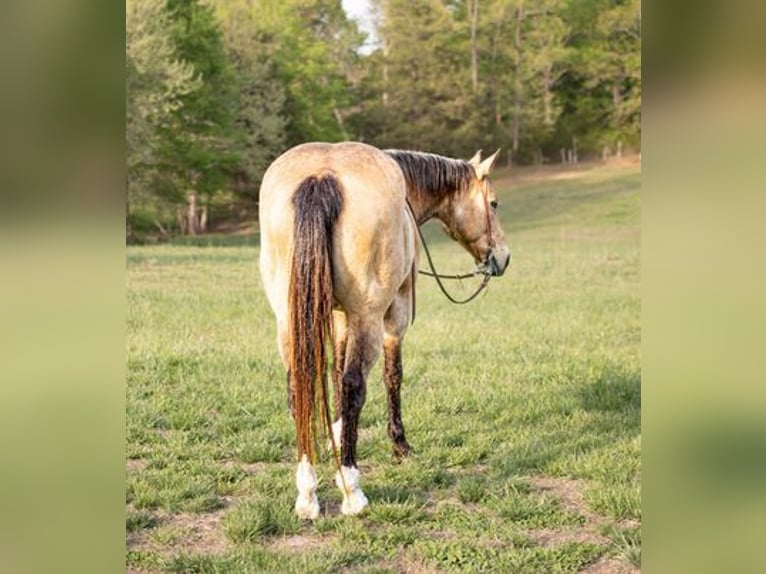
[126, 158, 641, 573]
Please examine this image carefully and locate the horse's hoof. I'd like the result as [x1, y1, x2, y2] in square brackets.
[393, 440, 411, 460]
[341, 489, 369, 515]
[295, 494, 320, 520]
[336, 465, 368, 515]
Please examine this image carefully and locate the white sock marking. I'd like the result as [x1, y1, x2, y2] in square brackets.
[336, 465, 368, 515]
[294, 455, 320, 520]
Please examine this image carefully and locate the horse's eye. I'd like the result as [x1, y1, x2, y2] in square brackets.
[490, 200, 499, 211]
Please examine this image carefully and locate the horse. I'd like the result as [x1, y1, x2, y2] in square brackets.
[258, 141, 510, 518]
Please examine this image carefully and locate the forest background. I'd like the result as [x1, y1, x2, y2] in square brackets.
[126, 0, 640, 239]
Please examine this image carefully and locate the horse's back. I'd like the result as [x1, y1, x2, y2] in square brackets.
[261, 142, 401, 200]
[259, 142, 415, 317]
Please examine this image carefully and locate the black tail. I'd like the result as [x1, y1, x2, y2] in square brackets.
[288, 173, 344, 463]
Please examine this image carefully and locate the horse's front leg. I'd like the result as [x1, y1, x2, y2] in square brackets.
[336, 320, 381, 515]
[383, 284, 413, 459]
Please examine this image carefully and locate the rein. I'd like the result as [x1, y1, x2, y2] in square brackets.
[406, 188, 493, 305]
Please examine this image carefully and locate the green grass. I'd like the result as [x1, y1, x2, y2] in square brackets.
[127, 161, 640, 572]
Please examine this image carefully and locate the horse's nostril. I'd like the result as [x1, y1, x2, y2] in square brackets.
[487, 252, 500, 276]
[488, 249, 510, 276]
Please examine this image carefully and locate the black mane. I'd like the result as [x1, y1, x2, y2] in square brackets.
[385, 150, 475, 198]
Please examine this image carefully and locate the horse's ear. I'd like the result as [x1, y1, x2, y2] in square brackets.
[468, 150, 482, 166]
[476, 148, 501, 179]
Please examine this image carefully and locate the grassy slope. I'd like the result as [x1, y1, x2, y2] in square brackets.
[126, 160, 641, 573]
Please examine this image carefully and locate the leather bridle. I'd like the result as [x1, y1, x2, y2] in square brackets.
[406, 177, 496, 307]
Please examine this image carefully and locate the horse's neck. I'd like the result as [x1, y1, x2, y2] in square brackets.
[385, 149, 470, 225]
[406, 187, 452, 226]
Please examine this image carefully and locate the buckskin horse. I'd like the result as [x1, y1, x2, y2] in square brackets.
[258, 142, 510, 518]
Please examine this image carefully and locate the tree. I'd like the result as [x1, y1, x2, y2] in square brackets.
[126, 0, 200, 231]
[156, 0, 241, 234]
[369, 0, 476, 156]
[557, 0, 641, 155]
[482, 0, 570, 162]
[589, 0, 641, 145]
[212, 1, 288, 198]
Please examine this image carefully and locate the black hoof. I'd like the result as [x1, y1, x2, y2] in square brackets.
[393, 440, 411, 460]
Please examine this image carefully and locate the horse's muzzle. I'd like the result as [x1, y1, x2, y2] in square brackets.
[486, 248, 511, 277]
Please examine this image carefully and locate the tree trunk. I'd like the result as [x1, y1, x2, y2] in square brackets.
[186, 192, 197, 236]
[125, 192, 132, 243]
[178, 207, 187, 235]
[490, 35, 501, 127]
[469, 0, 479, 94]
[154, 219, 168, 236]
[542, 67, 553, 127]
[333, 107, 349, 140]
[382, 36, 389, 107]
[511, 2, 524, 155]
[612, 81, 623, 131]
[199, 204, 208, 232]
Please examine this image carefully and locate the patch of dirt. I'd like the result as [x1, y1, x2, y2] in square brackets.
[617, 518, 641, 530]
[526, 475, 641, 573]
[399, 549, 450, 574]
[243, 462, 267, 474]
[126, 458, 148, 473]
[127, 506, 230, 557]
[425, 527, 459, 542]
[528, 527, 608, 547]
[268, 533, 331, 554]
[320, 499, 342, 516]
[219, 460, 267, 475]
[529, 476, 602, 525]
[580, 556, 640, 574]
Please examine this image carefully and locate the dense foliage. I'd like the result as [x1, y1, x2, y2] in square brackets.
[126, 0, 640, 237]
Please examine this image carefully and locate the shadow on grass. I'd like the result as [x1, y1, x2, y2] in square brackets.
[495, 366, 641, 476]
[579, 368, 640, 416]
[578, 367, 641, 445]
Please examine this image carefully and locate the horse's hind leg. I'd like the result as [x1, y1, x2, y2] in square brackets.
[384, 286, 413, 459]
[336, 316, 382, 515]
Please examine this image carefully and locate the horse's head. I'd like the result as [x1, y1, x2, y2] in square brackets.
[438, 149, 511, 277]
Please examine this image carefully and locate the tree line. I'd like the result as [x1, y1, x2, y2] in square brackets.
[126, 0, 640, 238]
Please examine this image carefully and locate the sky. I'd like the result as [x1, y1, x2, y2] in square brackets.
[341, 0, 379, 54]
